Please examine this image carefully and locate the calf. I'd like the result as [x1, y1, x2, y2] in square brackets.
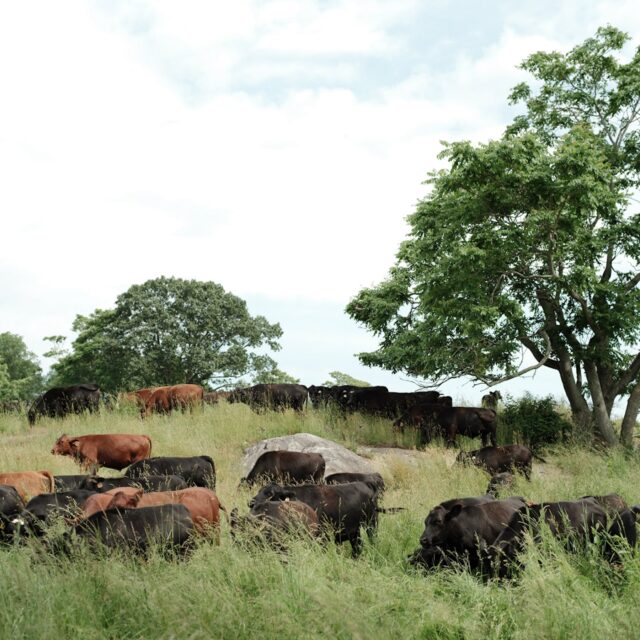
[71, 504, 195, 555]
[231, 500, 320, 548]
[51, 434, 152, 473]
[249, 481, 379, 556]
[241, 451, 325, 487]
[125, 456, 216, 489]
[0, 471, 55, 501]
[457, 445, 544, 480]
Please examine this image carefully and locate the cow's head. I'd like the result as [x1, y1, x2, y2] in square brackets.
[248, 483, 295, 509]
[105, 490, 142, 510]
[51, 434, 79, 456]
[420, 503, 463, 547]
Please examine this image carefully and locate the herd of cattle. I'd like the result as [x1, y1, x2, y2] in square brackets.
[1, 382, 637, 576]
[20, 382, 500, 448]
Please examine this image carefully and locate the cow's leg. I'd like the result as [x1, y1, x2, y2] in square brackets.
[349, 532, 363, 557]
[446, 423, 457, 448]
[481, 431, 489, 447]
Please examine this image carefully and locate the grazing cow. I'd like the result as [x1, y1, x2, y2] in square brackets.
[580, 494, 628, 513]
[71, 504, 195, 555]
[341, 386, 392, 415]
[51, 433, 152, 473]
[80, 488, 143, 520]
[119, 388, 157, 410]
[489, 500, 613, 576]
[0, 471, 55, 501]
[19, 490, 97, 535]
[486, 472, 516, 497]
[249, 481, 379, 556]
[231, 500, 320, 548]
[228, 384, 308, 413]
[28, 384, 101, 426]
[79, 474, 188, 493]
[415, 497, 525, 572]
[416, 406, 498, 448]
[240, 451, 325, 487]
[481, 391, 502, 410]
[125, 456, 216, 489]
[141, 386, 171, 417]
[324, 472, 385, 496]
[456, 445, 544, 481]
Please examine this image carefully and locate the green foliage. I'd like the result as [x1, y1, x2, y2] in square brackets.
[0, 333, 43, 401]
[49, 277, 283, 392]
[499, 393, 573, 447]
[323, 371, 371, 387]
[346, 27, 640, 444]
[252, 367, 300, 384]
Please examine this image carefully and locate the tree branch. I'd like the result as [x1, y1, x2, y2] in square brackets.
[520, 335, 560, 370]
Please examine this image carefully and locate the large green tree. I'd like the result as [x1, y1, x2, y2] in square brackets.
[347, 27, 640, 446]
[0, 332, 43, 401]
[49, 277, 283, 392]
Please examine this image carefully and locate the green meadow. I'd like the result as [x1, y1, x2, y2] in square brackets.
[0, 404, 639, 640]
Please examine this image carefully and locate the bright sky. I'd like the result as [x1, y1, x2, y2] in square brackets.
[1, 1, 638, 404]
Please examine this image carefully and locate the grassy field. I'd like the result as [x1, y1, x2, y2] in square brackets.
[1, 404, 640, 639]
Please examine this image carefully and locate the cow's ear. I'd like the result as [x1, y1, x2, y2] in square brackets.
[445, 504, 463, 521]
[69, 438, 80, 451]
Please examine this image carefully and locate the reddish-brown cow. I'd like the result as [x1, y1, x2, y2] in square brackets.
[143, 384, 204, 418]
[51, 433, 152, 473]
[81, 488, 143, 520]
[0, 471, 55, 501]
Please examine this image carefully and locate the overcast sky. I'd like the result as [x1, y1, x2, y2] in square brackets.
[1, 1, 638, 405]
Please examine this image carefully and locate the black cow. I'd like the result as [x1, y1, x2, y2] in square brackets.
[415, 406, 498, 447]
[79, 474, 188, 493]
[488, 500, 616, 576]
[18, 490, 97, 536]
[0, 485, 24, 544]
[414, 497, 525, 572]
[228, 384, 308, 412]
[457, 445, 545, 481]
[54, 475, 92, 492]
[324, 472, 385, 496]
[240, 451, 325, 487]
[341, 386, 391, 415]
[70, 504, 195, 555]
[249, 481, 379, 556]
[486, 472, 516, 497]
[28, 384, 101, 426]
[125, 456, 216, 489]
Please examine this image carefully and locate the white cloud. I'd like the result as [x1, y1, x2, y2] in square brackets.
[1, 1, 637, 400]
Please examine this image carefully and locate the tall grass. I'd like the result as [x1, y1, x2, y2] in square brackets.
[1, 404, 640, 639]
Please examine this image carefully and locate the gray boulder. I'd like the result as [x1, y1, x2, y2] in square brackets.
[242, 433, 374, 478]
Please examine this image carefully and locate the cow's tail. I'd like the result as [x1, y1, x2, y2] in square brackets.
[532, 452, 547, 463]
[40, 470, 55, 493]
[376, 506, 406, 514]
[145, 435, 153, 457]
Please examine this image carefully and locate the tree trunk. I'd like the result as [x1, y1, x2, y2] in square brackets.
[584, 360, 619, 446]
[620, 381, 640, 447]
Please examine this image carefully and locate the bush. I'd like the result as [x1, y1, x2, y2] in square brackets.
[498, 393, 572, 447]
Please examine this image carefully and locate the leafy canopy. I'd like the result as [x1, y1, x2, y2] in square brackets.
[0, 333, 43, 401]
[347, 26, 640, 444]
[50, 277, 283, 392]
[322, 371, 371, 387]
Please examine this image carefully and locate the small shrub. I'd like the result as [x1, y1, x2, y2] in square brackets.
[499, 393, 572, 447]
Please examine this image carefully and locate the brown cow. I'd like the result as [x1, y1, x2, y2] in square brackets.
[142, 384, 204, 417]
[120, 388, 157, 409]
[0, 471, 55, 501]
[81, 488, 143, 520]
[51, 434, 152, 473]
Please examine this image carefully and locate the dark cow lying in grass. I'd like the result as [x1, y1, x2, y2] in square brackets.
[240, 451, 325, 487]
[456, 445, 546, 481]
[69, 504, 195, 556]
[230, 500, 320, 549]
[249, 481, 380, 556]
[410, 496, 525, 572]
[488, 499, 637, 577]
